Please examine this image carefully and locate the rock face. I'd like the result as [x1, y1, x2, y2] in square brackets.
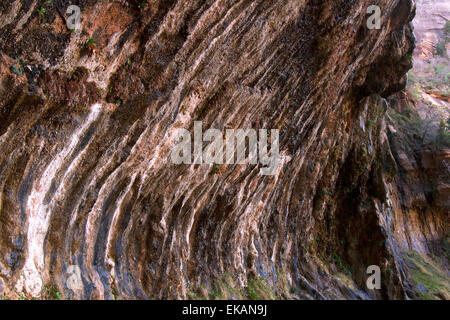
[0, 0, 439, 300]
[413, 0, 449, 58]
[383, 0, 449, 299]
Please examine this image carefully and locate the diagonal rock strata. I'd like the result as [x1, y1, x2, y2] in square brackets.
[1, 0, 444, 300]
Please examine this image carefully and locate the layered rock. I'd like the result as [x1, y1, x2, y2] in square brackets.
[382, 0, 449, 300]
[0, 0, 430, 300]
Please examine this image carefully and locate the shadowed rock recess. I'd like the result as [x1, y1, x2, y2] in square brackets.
[0, 0, 447, 300]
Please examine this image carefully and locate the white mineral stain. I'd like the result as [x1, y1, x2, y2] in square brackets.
[17, 104, 102, 297]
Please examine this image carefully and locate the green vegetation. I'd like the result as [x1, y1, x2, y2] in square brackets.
[388, 106, 435, 147]
[138, 1, 148, 9]
[211, 163, 219, 174]
[186, 284, 209, 300]
[247, 277, 276, 300]
[38, 0, 51, 16]
[41, 284, 62, 300]
[367, 119, 375, 128]
[434, 41, 446, 57]
[187, 274, 280, 300]
[409, 28, 448, 94]
[434, 64, 445, 75]
[402, 27, 449, 151]
[433, 23, 449, 57]
[388, 107, 418, 127]
[37, 0, 52, 23]
[210, 275, 245, 300]
[406, 73, 422, 99]
[188, 274, 245, 300]
[332, 252, 352, 276]
[407, 70, 419, 85]
[10, 58, 24, 75]
[3, 284, 63, 300]
[445, 21, 450, 43]
[111, 288, 118, 300]
[404, 250, 450, 300]
[434, 118, 450, 148]
[16, 292, 26, 300]
[403, 54, 413, 65]
[85, 38, 96, 46]
[443, 237, 450, 263]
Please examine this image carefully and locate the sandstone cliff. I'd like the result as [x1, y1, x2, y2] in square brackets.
[384, 0, 449, 300]
[0, 0, 446, 300]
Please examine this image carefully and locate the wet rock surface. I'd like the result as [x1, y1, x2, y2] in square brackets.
[0, 0, 446, 300]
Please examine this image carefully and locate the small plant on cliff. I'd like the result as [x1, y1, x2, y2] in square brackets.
[209, 274, 245, 300]
[16, 292, 27, 300]
[84, 38, 99, 56]
[111, 288, 118, 300]
[367, 119, 376, 128]
[445, 21, 450, 43]
[434, 64, 445, 75]
[10, 62, 24, 76]
[404, 250, 450, 300]
[211, 163, 219, 174]
[434, 118, 450, 148]
[41, 284, 62, 300]
[138, 1, 148, 9]
[333, 252, 351, 276]
[85, 38, 96, 46]
[433, 40, 447, 57]
[403, 54, 413, 65]
[187, 284, 209, 300]
[247, 276, 276, 300]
